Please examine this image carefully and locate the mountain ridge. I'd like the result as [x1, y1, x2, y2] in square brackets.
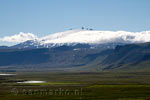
[0, 42, 150, 72]
[1, 29, 150, 49]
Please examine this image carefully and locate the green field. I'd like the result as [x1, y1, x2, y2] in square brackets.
[1, 71, 150, 100]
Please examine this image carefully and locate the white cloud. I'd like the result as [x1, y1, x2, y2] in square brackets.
[41, 30, 150, 44]
[1, 30, 150, 45]
[0, 32, 38, 43]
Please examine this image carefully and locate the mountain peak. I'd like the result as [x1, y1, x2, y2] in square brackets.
[4, 30, 150, 49]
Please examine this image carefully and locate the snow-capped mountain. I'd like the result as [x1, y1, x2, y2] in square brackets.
[1, 30, 150, 71]
[11, 29, 150, 49]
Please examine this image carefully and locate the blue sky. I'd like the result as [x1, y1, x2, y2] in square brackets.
[0, 0, 150, 45]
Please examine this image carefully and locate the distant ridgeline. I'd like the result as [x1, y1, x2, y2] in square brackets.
[0, 42, 150, 71]
[1, 30, 150, 71]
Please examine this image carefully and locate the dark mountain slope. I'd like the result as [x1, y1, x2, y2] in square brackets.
[0, 42, 150, 71]
[0, 49, 50, 66]
[0, 45, 103, 67]
[96, 42, 150, 70]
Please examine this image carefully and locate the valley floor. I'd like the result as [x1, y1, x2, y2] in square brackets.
[0, 71, 150, 100]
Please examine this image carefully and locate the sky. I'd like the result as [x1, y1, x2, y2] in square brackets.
[0, 0, 150, 45]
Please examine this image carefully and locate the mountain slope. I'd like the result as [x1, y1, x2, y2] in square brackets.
[0, 45, 103, 67]
[0, 42, 150, 72]
[94, 42, 150, 70]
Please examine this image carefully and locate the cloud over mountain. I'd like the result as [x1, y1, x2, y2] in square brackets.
[1, 30, 150, 45]
[40, 30, 150, 44]
[0, 32, 38, 43]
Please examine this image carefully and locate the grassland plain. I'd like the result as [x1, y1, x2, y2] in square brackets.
[1, 71, 150, 100]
